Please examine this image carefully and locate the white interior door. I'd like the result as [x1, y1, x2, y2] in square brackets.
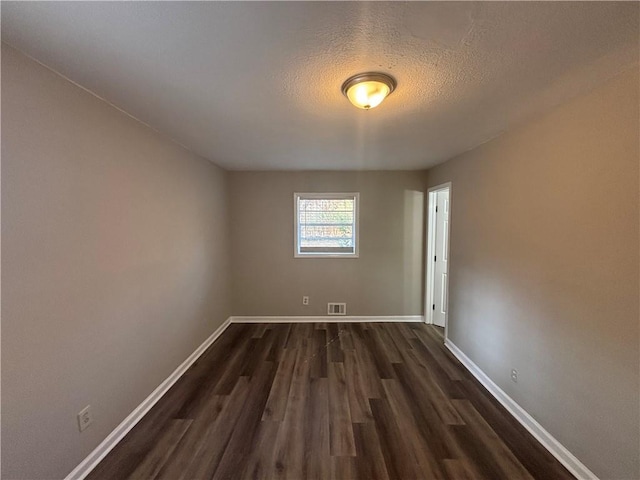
[432, 190, 449, 328]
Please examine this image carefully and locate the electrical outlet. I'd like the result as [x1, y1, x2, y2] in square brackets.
[77, 405, 93, 432]
[302, 296, 309, 305]
[511, 369, 518, 383]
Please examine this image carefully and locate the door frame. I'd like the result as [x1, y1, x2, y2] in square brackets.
[425, 182, 452, 338]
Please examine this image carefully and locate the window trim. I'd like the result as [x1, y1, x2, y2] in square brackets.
[294, 192, 360, 258]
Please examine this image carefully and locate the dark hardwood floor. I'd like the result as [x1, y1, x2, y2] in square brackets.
[87, 322, 574, 480]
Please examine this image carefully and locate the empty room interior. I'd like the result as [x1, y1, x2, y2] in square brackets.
[2, 2, 639, 480]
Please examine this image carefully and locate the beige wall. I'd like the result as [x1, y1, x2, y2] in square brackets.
[1, 45, 231, 479]
[426, 67, 639, 479]
[229, 171, 425, 317]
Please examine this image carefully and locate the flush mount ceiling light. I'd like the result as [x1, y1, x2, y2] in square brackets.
[341, 72, 397, 110]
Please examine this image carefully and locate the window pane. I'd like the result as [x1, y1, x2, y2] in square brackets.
[300, 226, 353, 247]
[298, 211, 354, 224]
[297, 196, 357, 256]
[299, 199, 353, 211]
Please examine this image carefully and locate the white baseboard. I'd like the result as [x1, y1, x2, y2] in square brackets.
[65, 317, 232, 480]
[230, 315, 424, 323]
[444, 339, 598, 480]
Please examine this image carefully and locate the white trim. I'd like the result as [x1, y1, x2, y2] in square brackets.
[425, 190, 437, 325]
[425, 182, 452, 340]
[294, 192, 360, 259]
[444, 339, 599, 480]
[230, 315, 424, 323]
[64, 317, 233, 480]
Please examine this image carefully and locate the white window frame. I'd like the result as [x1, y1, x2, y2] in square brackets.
[294, 192, 360, 258]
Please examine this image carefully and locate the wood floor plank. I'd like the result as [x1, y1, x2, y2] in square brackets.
[392, 363, 457, 461]
[350, 327, 384, 397]
[262, 347, 298, 421]
[402, 347, 465, 425]
[252, 323, 269, 338]
[381, 379, 446, 478]
[285, 323, 313, 349]
[310, 329, 328, 379]
[328, 362, 356, 456]
[342, 348, 375, 423]
[128, 419, 192, 480]
[174, 324, 253, 417]
[327, 323, 344, 363]
[238, 420, 281, 480]
[337, 323, 355, 350]
[408, 336, 469, 400]
[443, 459, 479, 480]
[359, 327, 396, 379]
[413, 328, 464, 381]
[451, 399, 535, 480]
[208, 334, 257, 396]
[212, 361, 279, 480]
[271, 341, 313, 479]
[394, 322, 419, 343]
[88, 323, 575, 480]
[181, 377, 252, 480]
[352, 422, 391, 480]
[240, 330, 275, 377]
[266, 323, 292, 362]
[304, 377, 331, 479]
[456, 377, 575, 479]
[330, 456, 357, 480]
[155, 393, 228, 480]
[369, 397, 423, 479]
[384, 323, 415, 352]
[369, 324, 403, 363]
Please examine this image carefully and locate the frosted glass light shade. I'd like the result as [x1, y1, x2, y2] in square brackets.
[341, 72, 396, 110]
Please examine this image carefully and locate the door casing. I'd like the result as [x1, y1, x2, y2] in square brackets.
[425, 182, 452, 339]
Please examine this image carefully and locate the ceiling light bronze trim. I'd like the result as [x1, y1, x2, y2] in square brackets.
[341, 72, 397, 98]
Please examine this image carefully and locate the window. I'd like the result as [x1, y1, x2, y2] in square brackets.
[294, 192, 359, 258]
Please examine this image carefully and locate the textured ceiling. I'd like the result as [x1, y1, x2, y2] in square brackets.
[2, 2, 638, 170]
